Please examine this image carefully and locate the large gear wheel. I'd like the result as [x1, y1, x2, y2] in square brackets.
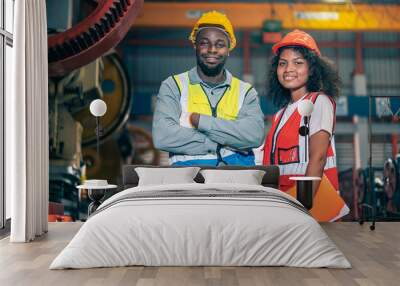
[126, 125, 160, 165]
[48, 0, 143, 76]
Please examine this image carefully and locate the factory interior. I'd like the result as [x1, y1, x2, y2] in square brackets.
[1, 1, 400, 285]
[40, 0, 400, 223]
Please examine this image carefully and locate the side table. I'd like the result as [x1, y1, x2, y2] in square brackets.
[289, 176, 321, 210]
[76, 184, 117, 216]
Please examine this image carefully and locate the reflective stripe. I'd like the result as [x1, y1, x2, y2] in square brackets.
[169, 148, 239, 164]
[279, 156, 337, 176]
[174, 72, 191, 128]
[170, 153, 218, 164]
[330, 136, 337, 156]
[170, 152, 255, 166]
[329, 204, 350, 222]
[238, 81, 251, 110]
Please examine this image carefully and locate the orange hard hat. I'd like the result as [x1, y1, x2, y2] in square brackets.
[272, 29, 321, 56]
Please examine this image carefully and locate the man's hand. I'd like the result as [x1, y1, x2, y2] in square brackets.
[189, 113, 200, 128]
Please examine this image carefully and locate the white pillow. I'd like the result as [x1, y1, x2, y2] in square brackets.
[200, 169, 266, 185]
[135, 167, 200, 186]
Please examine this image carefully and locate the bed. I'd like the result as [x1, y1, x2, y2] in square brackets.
[50, 165, 351, 269]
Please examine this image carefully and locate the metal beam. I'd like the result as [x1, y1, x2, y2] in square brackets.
[127, 38, 400, 50]
[336, 121, 400, 135]
[134, 2, 400, 31]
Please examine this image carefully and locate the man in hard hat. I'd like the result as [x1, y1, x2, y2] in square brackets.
[153, 11, 264, 166]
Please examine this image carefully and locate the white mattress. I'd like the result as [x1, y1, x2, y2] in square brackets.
[50, 183, 351, 269]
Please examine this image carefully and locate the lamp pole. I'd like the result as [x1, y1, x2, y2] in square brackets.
[90, 99, 107, 156]
[96, 116, 100, 155]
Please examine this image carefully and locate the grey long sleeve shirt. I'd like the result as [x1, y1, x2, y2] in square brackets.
[152, 67, 265, 156]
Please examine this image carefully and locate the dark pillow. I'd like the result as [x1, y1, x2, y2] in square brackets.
[122, 165, 279, 189]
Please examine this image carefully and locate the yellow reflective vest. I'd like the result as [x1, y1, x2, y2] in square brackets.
[170, 72, 256, 166]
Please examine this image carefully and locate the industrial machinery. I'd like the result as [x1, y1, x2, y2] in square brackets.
[354, 154, 400, 226]
[48, 0, 144, 220]
[49, 52, 133, 219]
[383, 156, 400, 216]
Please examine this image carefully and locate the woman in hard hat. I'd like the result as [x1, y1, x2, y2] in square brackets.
[262, 29, 348, 221]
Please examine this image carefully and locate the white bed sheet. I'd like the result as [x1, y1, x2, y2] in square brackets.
[50, 183, 351, 269]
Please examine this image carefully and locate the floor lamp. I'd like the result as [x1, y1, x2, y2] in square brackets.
[89, 99, 107, 155]
[83, 99, 112, 216]
[290, 99, 320, 210]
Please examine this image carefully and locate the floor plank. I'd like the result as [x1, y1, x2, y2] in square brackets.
[0, 222, 399, 286]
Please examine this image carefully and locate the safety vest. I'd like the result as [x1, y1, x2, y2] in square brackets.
[263, 92, 349, 221]
[170, 72, 255, 166]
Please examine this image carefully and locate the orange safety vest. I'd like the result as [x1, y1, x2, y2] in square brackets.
[263, 92, 349, 221]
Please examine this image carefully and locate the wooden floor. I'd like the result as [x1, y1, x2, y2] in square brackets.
[0, 222, 399, 286]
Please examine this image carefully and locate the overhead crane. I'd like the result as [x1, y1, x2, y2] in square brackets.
[134, 2, 400, 31]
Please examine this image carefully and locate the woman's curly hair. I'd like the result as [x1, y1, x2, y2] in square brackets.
[267, 46, 342, 108]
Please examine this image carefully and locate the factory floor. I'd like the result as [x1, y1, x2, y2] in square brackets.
[0, 222, 399, 286]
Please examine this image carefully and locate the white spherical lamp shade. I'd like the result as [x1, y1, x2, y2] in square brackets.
[90, 99, 107, 117]
[298, 99, 314, 117]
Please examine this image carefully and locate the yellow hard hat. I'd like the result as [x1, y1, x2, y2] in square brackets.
[189, 11, 236, 51]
